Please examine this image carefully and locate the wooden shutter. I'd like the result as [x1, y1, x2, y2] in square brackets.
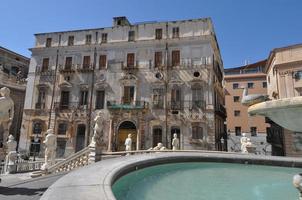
[172, 50, 180, 66]
[155, 52, 162, 67]
[99, 55, 107, 69]
[83, 56, 90, 68]
[127, 53, 135, 67]
[65, 57, 72, 69]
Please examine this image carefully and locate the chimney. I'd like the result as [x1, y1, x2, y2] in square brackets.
[113, 16, 131, 27]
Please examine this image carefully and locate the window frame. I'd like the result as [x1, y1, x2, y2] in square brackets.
[68, 35, 74, 46]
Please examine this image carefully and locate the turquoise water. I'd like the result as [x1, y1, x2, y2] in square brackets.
[112, 162, 301, 200]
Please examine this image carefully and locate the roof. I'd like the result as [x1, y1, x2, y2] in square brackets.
[0, 46, 30, 61]
[224, 59, 267, 73]
[265, 43, 302, 73]
[34, 17, 212, 36]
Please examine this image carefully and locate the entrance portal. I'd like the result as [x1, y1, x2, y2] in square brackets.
[117, 121, 137, 151]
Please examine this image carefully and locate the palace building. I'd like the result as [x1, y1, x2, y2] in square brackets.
[19, 16, 225, 157]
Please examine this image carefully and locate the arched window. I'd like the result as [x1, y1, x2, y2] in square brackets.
[191, 84, 204, 109]
[58, 123, 68, 135]
[153, 127, 162, 147]
[192, 124, 203, 139]
[32, 121, 43, 135]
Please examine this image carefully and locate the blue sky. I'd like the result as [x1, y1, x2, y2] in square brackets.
[1, 0, 301, 68]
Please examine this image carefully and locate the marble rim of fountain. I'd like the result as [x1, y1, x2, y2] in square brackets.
[248, 96, 302, 132]
[40, 152, 302, 200]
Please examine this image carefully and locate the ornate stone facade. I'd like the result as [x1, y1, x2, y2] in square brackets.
[20, 16, 225, 156]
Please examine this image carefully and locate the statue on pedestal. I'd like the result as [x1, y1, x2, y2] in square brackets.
[240, 133, 248, 153]
[125, 134, 132, 151]
[89, 111, 105, 163]
[4, 135, 17, 174]
[91, 112, 104, 147]
[41, 129, 57, 170]
[172, 133, 180, 150]
[0, 87, 14, 146]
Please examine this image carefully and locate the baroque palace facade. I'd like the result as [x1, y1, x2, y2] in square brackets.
[19, 17, 225, 157]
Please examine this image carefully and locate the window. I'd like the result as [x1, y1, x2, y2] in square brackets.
[127, 53, 135, 67]
[33, 122, 43, 134]
[171, 87, 181, 110]
[247, 82, 254, 88]
[42, 58, 49, 72]
[153, 127, 162, 147]
[83, 56, 91, 68]
[172, 50, 180, 66]
[234, 110, 240, 116]
[99, 55, 107, 69]
[85, 34, 92, 45]
[192, 125, 203, 139]
[101, 33, 107, 43]
[233, 83, 239, 89]
[172, 27, 179, 38]
[154, 52, 162, 68]
[79, 90, 88, 106]
[251, 127, 257, 136]
[123, 86, 135, 104]
[128, 31, 135, 41]
[192, 86, 204, 109]
[36, 89, 46, 109]
[155, 29, 162, 40]
[46, 38, 52, 47]
[60, 91, 70, 109]
[153, 88, 164, 108]
[235, 127, 241, 136]
[233, 96, 240, 102]
[95, 90, 105, 109]
[65, 57, 72, 70]
[68, 36, 74, 46]
[58, 123, 68, 135]
[262, 82, 267, 88]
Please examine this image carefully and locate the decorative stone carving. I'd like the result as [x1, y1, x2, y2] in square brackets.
[41, 129, 57, 171]
[172, 133, 180, 150]
[148, 143, 167, 151]
[4, 135, 17, 174]
[0, 87, 14, 145]
[125, 134, 132, 151]
[89, 111, 105, 163]
[240, 133, 256, 154]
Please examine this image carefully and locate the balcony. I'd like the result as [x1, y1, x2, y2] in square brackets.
[54, 102, 89, 111]
[59, 64, 76, 74]
[188, 100, 206, 110]
[168, 101, 183, 110]
[215, 104, 227, 118]
[35, 66, 56, 76]
[77, 64, 94, 73]
[121, 61, 139, 71]
[107, 100, 149, 110]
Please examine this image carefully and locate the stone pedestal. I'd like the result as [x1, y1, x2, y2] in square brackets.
[88, 143, 102, 164]
[4, 151, 18, 174]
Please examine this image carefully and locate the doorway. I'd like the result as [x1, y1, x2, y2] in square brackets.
[153, 127, 162, 147]
[75, 124, 86, 152]
[171, 127, 180, 149]
[117, 121, 137, 151]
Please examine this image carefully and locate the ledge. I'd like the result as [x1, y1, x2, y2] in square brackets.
[40, 152, 302, 200]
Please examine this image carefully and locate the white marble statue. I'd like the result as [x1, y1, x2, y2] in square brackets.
[0, 87, 14, 145]
[240, 133, 249, 153]
[91, 111, 104, 147]
[4, 134, 17, 174]
[41, 129, 57, 170]
[149, 143, 167, 151]
[172, 133, 180, 150]
[125, 134, 132, 151]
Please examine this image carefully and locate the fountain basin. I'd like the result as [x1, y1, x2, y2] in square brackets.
[40, 152, 302, 200]
[248, 96, 302, 132]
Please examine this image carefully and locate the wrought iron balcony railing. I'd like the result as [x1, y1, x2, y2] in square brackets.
[107, 100, 149, 110]
[77, 64, 94, 73]
[215, 104, 227, 117]
[121, 61, 139, 70]
[59, 64, 76, 73]
[54, 102, 89, 111]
